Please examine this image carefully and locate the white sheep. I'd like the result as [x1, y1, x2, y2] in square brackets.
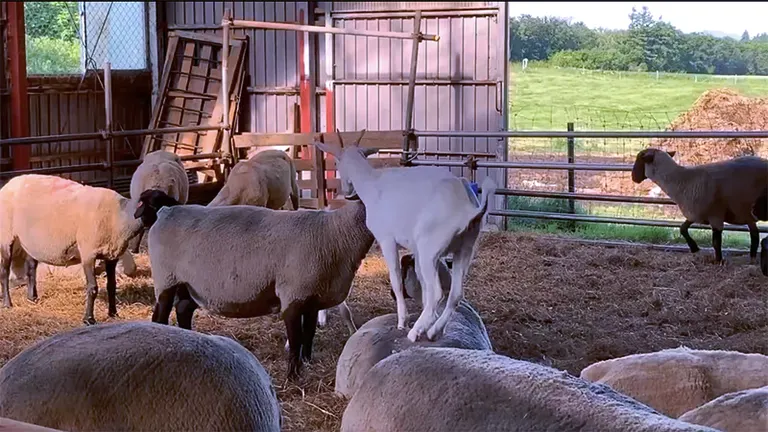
[678, 385, 768, 432]
[127, 149, 189, 254]
[632, 148, 768, 264]
[0, 174, 152, 324]
[580, 346, 768, 418]
[334, 254, 492, 398]
[314, 130, 495, 343]
[340, 347, 718, 432]
[0, 321, 281, 432]
[135, 186, 376, 380]
[207, 149, 299, 210]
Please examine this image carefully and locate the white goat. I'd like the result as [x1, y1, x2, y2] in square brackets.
[314, 130, 495, 342]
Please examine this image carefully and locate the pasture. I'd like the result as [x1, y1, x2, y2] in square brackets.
[1, 231, 765, 431]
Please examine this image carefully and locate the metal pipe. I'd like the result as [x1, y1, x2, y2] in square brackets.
[0, 163, 107, 179]
[492, 210, 768, 233]
[496, 188, 676, 205]
[104, 61, 114, 188]
[0, 125, 222, 147]
[230, 18, 440, 41]
[328, 9, 499, 19]
[112, 152, 224, 169]
[402, 10, 422, 165]
[408, 158, 633, 171]
[333, 79, 497, 86]
[379, 149, 497, 158]
[222, 10, 231, 157]
[556, 237, 751, 256]
[415, 130, 768, 139]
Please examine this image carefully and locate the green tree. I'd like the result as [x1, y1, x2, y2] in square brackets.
[741, 30, 751, 42]
[24, 2, 79, 42]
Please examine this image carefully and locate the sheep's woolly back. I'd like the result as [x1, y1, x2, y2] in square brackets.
[130, 150, 189, 204]
[148, 200, 373, 316]
[678, 385, 768, 432]
[341, 347, 717, 432]
[335, 300, 492, 398]
[0, 321, 281, 432]
[0, 174, 142, 265]
[579, 346, 768, 418]
[207, 150, 298, 209]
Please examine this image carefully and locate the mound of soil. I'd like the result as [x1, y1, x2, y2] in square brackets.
[651, 88, 768, 166]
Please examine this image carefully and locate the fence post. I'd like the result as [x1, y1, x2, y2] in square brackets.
[401, 10, 423, 166]
[104, 61, 114, 189]
[567, 122, 576, 230]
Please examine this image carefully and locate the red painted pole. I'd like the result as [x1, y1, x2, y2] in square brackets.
[7, 1, 30, 170]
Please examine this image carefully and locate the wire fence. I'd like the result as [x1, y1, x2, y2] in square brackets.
[24, 1, 149, 76]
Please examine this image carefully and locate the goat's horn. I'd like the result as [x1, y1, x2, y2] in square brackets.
[336, 128, 344, 148]
[355, 129, 367, 145]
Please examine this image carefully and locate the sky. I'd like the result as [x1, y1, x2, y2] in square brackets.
[508, 2, 768, 39]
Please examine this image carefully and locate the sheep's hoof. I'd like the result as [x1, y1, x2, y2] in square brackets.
[2, 301, 12, 309]
[83, 317, 97, 326]
[108, 311, 119, 318]
[749, 256, 758, 265]
[26, 296, 39, 304]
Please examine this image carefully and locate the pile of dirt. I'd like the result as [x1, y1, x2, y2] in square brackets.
[652, 88, 768, 166]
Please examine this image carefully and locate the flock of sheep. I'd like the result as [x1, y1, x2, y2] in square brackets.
[0, 131, 766, 431]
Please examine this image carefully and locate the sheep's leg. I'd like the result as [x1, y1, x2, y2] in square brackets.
[130, 230, 144, 254]
[317, 309, 328, 327]
[712, 227, 724, 264]
[338, 301, 357, 334]
[379, 240, 409, 330]
[82, 259, 99, 325]
[105, 259, 118, 318]
[0, 244, 11, 309]
[748, 221, 760, 262]
[283, 302, 304, 380]
[680, 220, 699, 254]
[301, 308, 319, 363]
[25, 255, 38, 303]
[427, 248, 470, 341]
[151, 287, 177, 325]
[175, 288, 198, 330]
[408, 255, 440, 343]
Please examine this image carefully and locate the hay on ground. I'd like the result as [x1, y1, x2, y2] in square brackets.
[0, 231, 765, 431]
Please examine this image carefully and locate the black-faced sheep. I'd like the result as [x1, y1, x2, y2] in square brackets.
[632, 148, 768, 264]
[0, 321, 281, 432]
[678, 385, 768, 432]
[0, 174, 152, 324]
[579, 346, 768, 418]
[135, 188, 375, 380]
[207, 149, 299, 210]
[340, 347, 718, 432]
[127, 149, 189, 253]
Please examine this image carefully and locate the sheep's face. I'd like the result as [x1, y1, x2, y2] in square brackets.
[135, 189, 180, 227]
[632, 148, 676, 183]
[761, 237, 768, 277]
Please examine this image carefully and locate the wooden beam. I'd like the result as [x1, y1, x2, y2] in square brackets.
[293, 156, 401, 171]
[7, 1, 30, 170]
[233, 130, 406, 149]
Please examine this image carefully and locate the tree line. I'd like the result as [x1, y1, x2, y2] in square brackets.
[509, 6, 768, 76]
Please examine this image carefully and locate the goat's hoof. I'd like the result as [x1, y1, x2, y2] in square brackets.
[406, 327, 422, 343]
[83, 317, 97, 326]
[426, 326, 443, 341]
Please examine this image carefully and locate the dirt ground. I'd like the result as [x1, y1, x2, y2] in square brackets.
[0, 231, 766, 431]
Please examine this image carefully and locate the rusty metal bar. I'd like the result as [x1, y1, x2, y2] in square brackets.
[328, 9, 499, 19]
[402, 10, 422, 165]
[7, 1, 30, 170]
[230, 18, 440, 41]
[104, 61, 114, 188]
[408, 159, 633, 171]
[0, 163, 108, 179]
[415, 130, 768, 138]
[492, 210, 768, 234]
[112, 152, 225, 169]
[222, 10, 231, 157]
[0, 125, 222, 147]
[497, 189, 676, 205]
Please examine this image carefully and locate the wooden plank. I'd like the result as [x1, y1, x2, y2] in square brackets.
[299, 198, 349, 210]
[294, 156, 402, 171]
[164, 41, 196, 154]
[142, 35, 179, 156]
[233, 130, 406, 149]
[313, 140, 327, 208]
[299, 177, 340, 191]
[170, 29, 247, 45]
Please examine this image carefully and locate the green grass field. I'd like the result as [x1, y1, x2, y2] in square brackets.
[504, 62, 768, 249]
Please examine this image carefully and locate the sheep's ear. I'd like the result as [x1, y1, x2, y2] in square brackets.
[133, 200, 146, 219]
[631, 150, 650, 184]
[667, 150, 676, 158]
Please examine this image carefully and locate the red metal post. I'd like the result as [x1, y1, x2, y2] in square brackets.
[323, 8, 336, 203]
[7, 1, 30, 170]
[298, 9, 311, 147]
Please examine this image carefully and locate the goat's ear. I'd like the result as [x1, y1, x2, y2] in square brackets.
[353, 129, 367, 147]
[667, 150, 676, 158]
[631, 150, 650, 184]
[313, 140, 339, 157]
